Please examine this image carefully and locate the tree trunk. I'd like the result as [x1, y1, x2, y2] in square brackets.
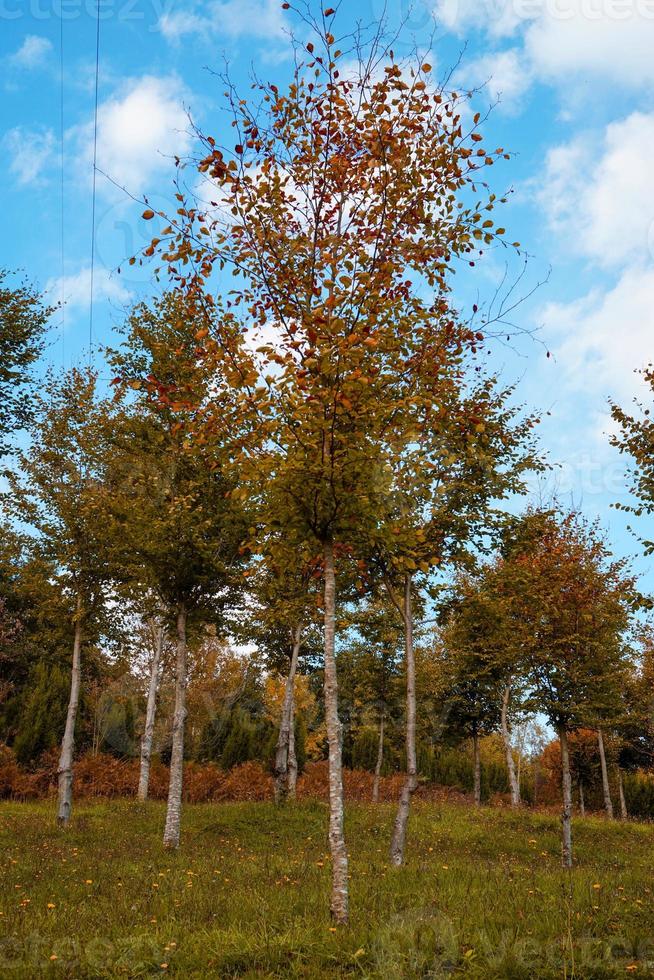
[617, 768, 628, 820]
[163, 604, 188, 849]
[472, 730, 482, 807]
[273, 625, 301, 804]
[390, 574, 418, 866]
[322, 540, 349, 924]
[287, 692, 298, 800]
[57, 593, 83, 826]
[500, 682, 520, 807]
[372, 709, 385, 803]
[579, 781, 585, 817]
[597, 728, 614, 819]
[138, 622, 164, 802]
[559, 726, 573, 868]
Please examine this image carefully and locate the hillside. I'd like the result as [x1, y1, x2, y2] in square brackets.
[1, 799, 653, 978]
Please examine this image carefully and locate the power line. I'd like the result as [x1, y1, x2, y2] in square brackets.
[89, 0, 101, 368]
[59, 12, 65, 369]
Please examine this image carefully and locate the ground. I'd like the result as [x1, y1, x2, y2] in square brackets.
[1, 800, 654, 978]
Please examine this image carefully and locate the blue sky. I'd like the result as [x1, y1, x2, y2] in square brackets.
[1, 0, 653, 589]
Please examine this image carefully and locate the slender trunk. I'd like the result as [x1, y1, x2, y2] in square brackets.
[163, 604, 188, 850]
[372, 710, 385, 803]
[138, 622, 164, 802]
[559, 726, 573, 868]
[500, 683, 520, 807]
[617, 768, 628, 820]
[473, 730, 482, 807]
[322, 540, 348, 924]
[287, 693, 298, 800]
[273, 625, 301, 804]
[597, 728, 614, 819]
[57, 594, 83, 827]
[390, 574, 418, 866]
[579, 781, 585, 818]
[516, 749, 522, 795]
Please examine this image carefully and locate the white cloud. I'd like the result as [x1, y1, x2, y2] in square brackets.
[46, 267, 132, 315]
[434, 0, 525, 37]
[457, 48, 530, 112]
[74, 75, 192, 196]
[539, 112, 654, 269]
[159, 0, 285, 42]
[436, 0, 654, 92]
[8, 35, 52, 70]
[542, 265, 654, 402]
[525, 1, 654, 88]
[2, 126, 55, 185]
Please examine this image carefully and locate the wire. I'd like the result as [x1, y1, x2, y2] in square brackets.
[89, 0, 101, 368]
[59, 12, 65, 369]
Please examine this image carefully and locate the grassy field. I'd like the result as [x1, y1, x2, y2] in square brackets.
[1, 800, 654, 978]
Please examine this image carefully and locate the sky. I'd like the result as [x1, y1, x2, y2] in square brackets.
[1, 0, 653, 590]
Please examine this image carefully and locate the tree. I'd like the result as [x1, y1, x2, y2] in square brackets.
[143, 2, 523, 918]
[137, 617, 166, 800]
[440, 569, 522, 807]
[105, 291, 248, 847]
[0, 270, 52, 462]
[5, 369, 114, 824]
[369, 373, 542, 860]
[338, 597, 403, 801]
[498, 510, 635, 866]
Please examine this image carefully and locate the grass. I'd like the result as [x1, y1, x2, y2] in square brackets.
[1, 799, 654, 977]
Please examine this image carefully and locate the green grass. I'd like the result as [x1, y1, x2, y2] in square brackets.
[1, 799, 654, 978]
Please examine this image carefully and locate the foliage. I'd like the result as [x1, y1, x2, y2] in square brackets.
[611, 365, 654, 557]
[0, 270, 52, 461]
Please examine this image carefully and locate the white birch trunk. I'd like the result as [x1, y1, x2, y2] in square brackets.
[560, 726, 573, 868]
[390, 574, 418, 866]
[372, 710, 385, 804]
[137, 622, 164, 802]
[500, 683, 520, 807]
[323, 540, 349, 924]
[57, 593, 83, 826]
[579, 781, 585, 817]
[287, 694, 298, 800]
[273, 625, 301, 804]
[163, 604, 187, 849]
[597, 728, 614, 819]
[617, 768, 628, 820]
[472, 730, 482, 807]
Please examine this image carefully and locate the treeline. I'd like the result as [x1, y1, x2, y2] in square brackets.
[2, 5, 654, 927]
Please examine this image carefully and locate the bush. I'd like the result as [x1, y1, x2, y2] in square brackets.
[623, 771, 654, 820]
[12, 662, 70, 764]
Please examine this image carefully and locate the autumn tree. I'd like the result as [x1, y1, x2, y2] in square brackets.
[5, 369, 114, 824]
[242, 542, 323, 802]
[104, 291, 248, 846]
[440, 568, 526, 807]
[499, 511, 634, 866]
[142, 1, 524, 919]
[337, 597, 404, 801]
[365, 372, 541, 860]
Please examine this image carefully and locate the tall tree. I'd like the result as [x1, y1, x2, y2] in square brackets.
[105, 291, 248, 847]
[370, 374, 541, 862]
[498, 510, 635, 866]
[143, 5, 521, 918]
[5, 369, 113, 824]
